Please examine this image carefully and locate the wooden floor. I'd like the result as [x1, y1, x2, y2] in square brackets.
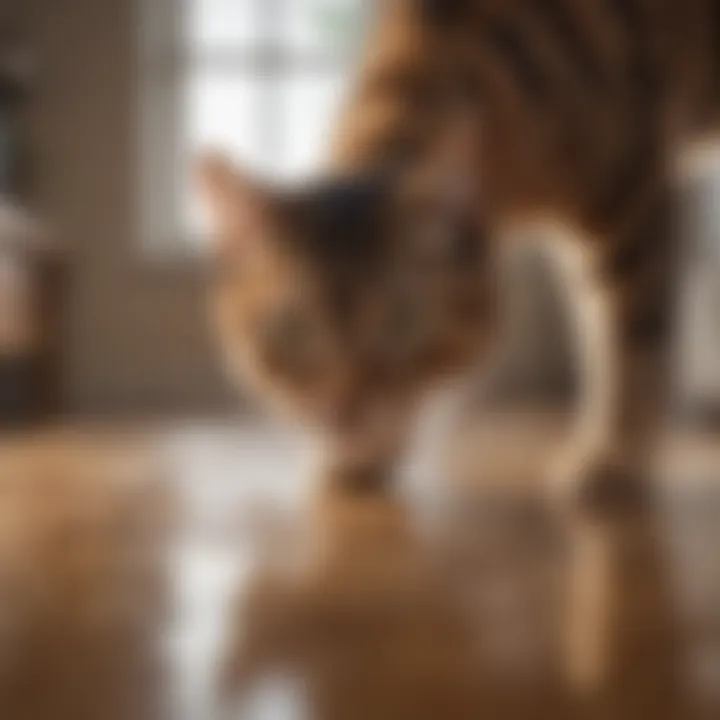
[0, 412, 719, 719]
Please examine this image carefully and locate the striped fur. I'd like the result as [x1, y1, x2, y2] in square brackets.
[332, 1, 718, 209]
[326, 0, 720, 512]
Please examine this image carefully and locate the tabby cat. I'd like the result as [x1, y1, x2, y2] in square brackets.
[198, 0, 719, 508]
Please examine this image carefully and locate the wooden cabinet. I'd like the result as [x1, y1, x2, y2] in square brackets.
[0, 214, 64, 427]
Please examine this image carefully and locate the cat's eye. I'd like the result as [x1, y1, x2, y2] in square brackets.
[261, 306, 323, 376]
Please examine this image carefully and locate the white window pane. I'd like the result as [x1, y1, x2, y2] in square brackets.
[281, 0, 367, 55]
[141, 2, 373, 249]
[182, 71, 265, 236]
[186, 0, 261, 48]
[278, 73, 347, 181]
[185, 70, 262, 168]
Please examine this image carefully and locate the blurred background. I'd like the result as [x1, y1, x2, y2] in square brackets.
[1, 2, 719, 720]
[1, 0, 719, 427]
[3, 0, 374, 424]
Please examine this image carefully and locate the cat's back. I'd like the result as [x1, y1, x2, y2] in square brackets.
[334, 0, 718, 221]
[443, 0, 714, 216]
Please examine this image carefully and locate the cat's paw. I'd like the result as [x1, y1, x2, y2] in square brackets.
[320, 460, 393, 498]
[549, 447, 652, 521]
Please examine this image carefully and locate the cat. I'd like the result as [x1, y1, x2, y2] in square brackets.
[198, 148, 492, 490]
[197, 0, 718, 510]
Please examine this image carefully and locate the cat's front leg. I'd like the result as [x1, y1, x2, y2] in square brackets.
[548, 193, 676, 518]
[551, 346, 669, 518]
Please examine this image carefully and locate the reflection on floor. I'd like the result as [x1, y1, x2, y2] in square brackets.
[0, 413, 718, 719]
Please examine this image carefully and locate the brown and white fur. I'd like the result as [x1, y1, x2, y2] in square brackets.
[198, 0, 720, 507]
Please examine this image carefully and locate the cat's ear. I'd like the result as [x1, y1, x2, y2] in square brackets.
[195, 152, 267, 256]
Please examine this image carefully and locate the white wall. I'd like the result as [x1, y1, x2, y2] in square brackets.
[26, 0, 233, 415]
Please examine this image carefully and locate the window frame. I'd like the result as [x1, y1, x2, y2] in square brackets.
[138, 0, 367, 259]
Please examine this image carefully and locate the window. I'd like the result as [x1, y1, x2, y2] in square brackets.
[139, 0, 369, 252]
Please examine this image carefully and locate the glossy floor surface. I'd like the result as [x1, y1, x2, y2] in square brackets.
[0, 412, 719, 719]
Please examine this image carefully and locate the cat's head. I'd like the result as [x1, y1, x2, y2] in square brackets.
[197, 147, 495, 464]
